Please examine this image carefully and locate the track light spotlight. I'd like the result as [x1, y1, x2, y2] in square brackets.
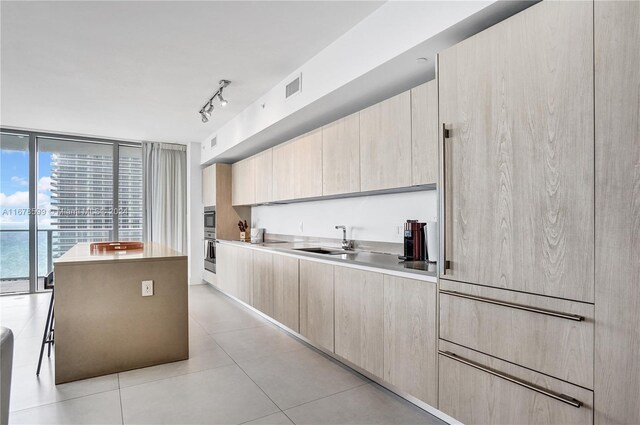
[198, 80, 231, 122]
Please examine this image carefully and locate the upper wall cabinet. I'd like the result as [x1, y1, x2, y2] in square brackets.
[202, 164, 216, 207]
[254, 149, 273, 204]
[439, 0, 594, 302]
[293, 129, 323, 199]
[360, 91, 412, 191]
[273, 129, 323, 202]
[232, 157, 255, 206]
[411, 81, 438, 185]
[322, 113, 360, 196]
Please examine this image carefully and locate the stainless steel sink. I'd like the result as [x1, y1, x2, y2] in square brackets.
[293, 247, 346, 255]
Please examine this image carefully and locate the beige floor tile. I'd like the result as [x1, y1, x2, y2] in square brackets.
[212, 324, 304, 363]
[9, 390, 123, 425]
[284, 384, 446, 425]
[120, 365, 279, 424]
[238, 347, 366, 410]
[242, 412, 295, 425]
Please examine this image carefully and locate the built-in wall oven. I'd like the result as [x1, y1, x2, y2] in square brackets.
[204, 207, 216, 273]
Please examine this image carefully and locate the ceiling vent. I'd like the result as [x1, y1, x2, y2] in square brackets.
[285, 74, 302, 99]
[210, 136, 217, 148]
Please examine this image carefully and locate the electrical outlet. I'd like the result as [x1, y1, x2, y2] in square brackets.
[142, 280, 154, 297]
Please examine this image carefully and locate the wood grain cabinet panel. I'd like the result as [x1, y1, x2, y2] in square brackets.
[214, 242, 230, 293]
[272, 141, 295, 202]
[334, 267, 384, 378]
[232, 158, 255, 206]
[233, 245, 253, 305]
[384, 276, 437, 406]
[438, 0, 594, 302]
[360, 91, 412, 191]
[253, 149, 273, 204]
[322, 113, 360, 196]
[252, 250, 274, 317]
[438, 342, 594, 425]
[202, 164, 216, 207]
[411, 81, 438, 186]
[299, 260, 334, 352]
[293, 129, 323, 199]
[594, 1, 640, 424]
[273, 255, 299, 332]
[440, 280, 594, 389]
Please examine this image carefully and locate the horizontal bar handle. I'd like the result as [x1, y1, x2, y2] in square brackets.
[440, 351, 583, 408]
[440, 290, 584, 322]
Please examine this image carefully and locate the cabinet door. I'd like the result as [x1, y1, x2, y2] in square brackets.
[273, 255, 299, 332]
[252, 250, 273, 316]
[322, 113, 360, 196]
[294, 129, 323, 199]
[216, 242, 231, 293]
[202, 164, 216, 207]
[411, 81, 438, 186]
[232, 158, 255, 206]
[299, 260, 334, 351]
[439, 0, 594, 302]
[384, 276, 437, 405]
[234, 246, 253, 305]
[594, 2, 640, 424]
[334, 267, 383, 377]
[360, 91, 411, 191]
[272, 141, 295, 201]
[254, 149, 273, 204]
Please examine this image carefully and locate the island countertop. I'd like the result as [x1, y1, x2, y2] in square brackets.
[54, 242, 186, 266]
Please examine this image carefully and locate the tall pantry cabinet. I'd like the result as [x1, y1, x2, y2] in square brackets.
[437, 1, 639, 424]
[594, 1, 640, 424]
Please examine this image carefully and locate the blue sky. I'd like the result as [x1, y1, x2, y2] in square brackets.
[0, 150, 53, 228]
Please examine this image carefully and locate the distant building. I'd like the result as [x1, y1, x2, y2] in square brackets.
[50, 151, 142, 258]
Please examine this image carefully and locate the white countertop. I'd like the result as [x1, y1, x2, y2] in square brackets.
[54, 242, 186, 266]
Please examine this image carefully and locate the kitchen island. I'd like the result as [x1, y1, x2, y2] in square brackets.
[53, 242, 188, 384]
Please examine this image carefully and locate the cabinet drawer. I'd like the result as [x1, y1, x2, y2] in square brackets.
[440, 280, 593, 388]
[438, 341, 593, 425]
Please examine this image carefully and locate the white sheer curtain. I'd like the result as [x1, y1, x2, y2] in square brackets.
[142, 142, 187, 252]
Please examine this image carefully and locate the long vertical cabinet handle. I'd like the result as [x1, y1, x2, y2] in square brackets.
[440, 122, 451, 275]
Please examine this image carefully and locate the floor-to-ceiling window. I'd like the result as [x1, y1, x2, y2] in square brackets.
[0, 130, 143, 294]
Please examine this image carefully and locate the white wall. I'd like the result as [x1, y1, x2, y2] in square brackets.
[186, 142, 203, 285]
[251, 190, 437, 244]
[201, 1, 496, 163]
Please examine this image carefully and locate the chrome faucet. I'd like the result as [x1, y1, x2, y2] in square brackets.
[335, 225, 354, 250]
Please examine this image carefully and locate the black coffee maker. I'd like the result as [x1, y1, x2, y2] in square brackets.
[399, 220, 426, 261]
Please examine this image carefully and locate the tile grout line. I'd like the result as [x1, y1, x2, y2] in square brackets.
[117, 374, 125, 425]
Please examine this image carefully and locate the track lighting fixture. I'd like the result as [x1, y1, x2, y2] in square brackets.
[198, 80, 231, 122]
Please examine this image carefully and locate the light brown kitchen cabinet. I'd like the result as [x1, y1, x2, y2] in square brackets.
[440, 280, 594, 389]
[202, 164, 216, 207]
[272, 254, 299, 332]
[322, 113, 360, 196]
[411, 80, 438, 186]
[594, 2, 640, 424]
[293, 129, 323, 199]
[438, 341, 594, 425]
[334, 267, 383, 378]
[215, 242, 231, 293]
[253, 149, 273, 204]
[219, 243, 253, 304]
[438, 0, 594, 302]
[272, 140, 295, 201]
[232, 157, 255, 206]
[252, 250, 274, 317]
[360, 91, 412, 191]
[384, 276, 437, 406]
[299, 260, 334, 352]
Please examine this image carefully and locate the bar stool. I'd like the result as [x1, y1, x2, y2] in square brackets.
[36, 271, 54, 376]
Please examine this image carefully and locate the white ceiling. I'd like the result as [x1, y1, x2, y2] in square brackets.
[0, 1, 383, 143]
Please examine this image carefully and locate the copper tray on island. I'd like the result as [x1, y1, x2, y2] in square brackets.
[90, 241, 144, 253]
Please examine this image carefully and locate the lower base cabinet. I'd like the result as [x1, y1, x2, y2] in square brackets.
[216, 243, 253, 304]
[299, 260, 334, 352]
[252, 251, 275, 317]
[334, 267, 384, 378]
[438, 342, 594, 425]
[384, 275, 437, 406]
[272, 254, 299, 332]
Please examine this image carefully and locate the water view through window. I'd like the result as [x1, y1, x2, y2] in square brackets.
[0, 132, 143, 294]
